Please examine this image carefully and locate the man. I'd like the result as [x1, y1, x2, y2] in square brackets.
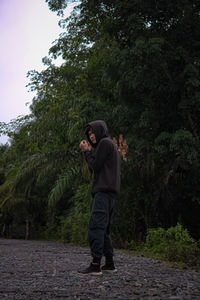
[78, 120, 120, 275]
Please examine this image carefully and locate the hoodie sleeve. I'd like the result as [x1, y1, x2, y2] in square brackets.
[83, 139, 112, 172]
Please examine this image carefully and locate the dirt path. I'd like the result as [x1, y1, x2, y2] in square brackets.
[0, 239, 200, 299]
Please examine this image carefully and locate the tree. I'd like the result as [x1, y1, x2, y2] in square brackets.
[1, 0, 200, 242]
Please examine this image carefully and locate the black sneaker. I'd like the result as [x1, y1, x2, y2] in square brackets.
[101, 262, 117, 272]
[78, 263, 102, 275]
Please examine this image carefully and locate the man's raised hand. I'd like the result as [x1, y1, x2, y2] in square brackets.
[79, 140, 91, 150]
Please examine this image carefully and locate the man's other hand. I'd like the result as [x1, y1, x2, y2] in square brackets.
[79, 140, 91, 150]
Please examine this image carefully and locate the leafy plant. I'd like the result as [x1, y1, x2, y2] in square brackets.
[59, 183, 92, 245]
[145, 223, 200, 266]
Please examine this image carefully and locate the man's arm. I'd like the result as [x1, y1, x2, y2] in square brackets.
[83, 140, 111, 172]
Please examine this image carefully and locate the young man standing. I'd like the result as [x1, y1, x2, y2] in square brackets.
[79, 120, 120, 275]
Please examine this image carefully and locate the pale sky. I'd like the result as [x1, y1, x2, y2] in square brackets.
[0, 0, 78, 144]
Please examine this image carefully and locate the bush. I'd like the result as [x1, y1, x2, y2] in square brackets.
[38, 221, 61, 241]
[59, 184, 92, 246]
[145, 223, 200, 267]
[59, 211, 89, 246]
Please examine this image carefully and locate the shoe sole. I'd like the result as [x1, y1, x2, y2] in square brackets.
[78, 271, 103, 276]
[101, 269, 117, 273]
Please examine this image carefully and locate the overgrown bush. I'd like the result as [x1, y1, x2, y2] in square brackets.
[59, 184, 92, 246]
[38, 221, 61, 241]
[144, 223, 200, 267]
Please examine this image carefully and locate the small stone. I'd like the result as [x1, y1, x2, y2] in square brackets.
[104, 283, 111, 288]
[97, 285, 105, 291]
[89, 279, 95, 284]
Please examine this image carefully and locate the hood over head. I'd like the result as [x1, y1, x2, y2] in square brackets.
[85, 120, 109, 147]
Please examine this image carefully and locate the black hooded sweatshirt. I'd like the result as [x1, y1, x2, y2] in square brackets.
[83, 120, 120, 198]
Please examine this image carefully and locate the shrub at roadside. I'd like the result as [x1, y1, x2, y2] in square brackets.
[59, 184, 92, 246]
[144, 223, 200, 267]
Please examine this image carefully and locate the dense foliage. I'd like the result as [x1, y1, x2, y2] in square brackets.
[144, 223, 200, 267]
[0, 0, 200, 255]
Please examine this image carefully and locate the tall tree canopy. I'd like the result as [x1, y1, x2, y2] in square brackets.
[0, 0, 200, 243]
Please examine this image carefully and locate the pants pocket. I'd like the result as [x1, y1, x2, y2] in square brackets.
[89, 209, 108, 230]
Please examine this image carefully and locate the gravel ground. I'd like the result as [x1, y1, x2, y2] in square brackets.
[0, 239, 200, 300]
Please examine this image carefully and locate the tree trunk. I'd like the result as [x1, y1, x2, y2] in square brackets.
[25, 218, 29, 240]
[1, 223, 6, 237]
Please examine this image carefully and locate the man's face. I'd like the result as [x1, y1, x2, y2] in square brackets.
[88, 129, 96, 144]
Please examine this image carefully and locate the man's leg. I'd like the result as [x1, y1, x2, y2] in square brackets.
[103, 208, 114, 258]
[78, 192, 114, 275]
[88, 192, 111, 262]
[102, 207, 117, 272]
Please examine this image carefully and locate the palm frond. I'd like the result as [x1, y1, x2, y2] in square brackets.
[48, 164, 80, 209]
[0, 166, 20, 210]
[12, 154, 47, 192]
